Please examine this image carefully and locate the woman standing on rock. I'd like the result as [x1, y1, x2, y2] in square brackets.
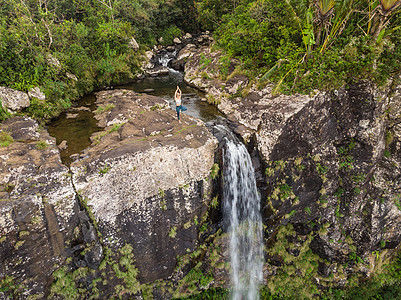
[174, 86, 187, 123]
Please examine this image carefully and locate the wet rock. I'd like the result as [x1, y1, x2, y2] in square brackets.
[181, 42, 401, 287]
[146, 65, 169, 77]
[66, 113, 79, 119]
[0, 86, 30, 112]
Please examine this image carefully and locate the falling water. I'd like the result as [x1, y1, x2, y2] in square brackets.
[158, 50, 177, 68]
[223, 136, 264, 300]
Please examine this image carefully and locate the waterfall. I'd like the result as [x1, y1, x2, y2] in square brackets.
[158, 50, 177, 68]
[223, 136, 264, 300]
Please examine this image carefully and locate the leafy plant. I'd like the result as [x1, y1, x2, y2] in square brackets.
[36, 140, 49, 150]
[0, 131, 14, 147]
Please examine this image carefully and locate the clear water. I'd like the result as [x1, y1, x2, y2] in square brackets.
[223, 137, 264, 300]
[47, 94, 101, 165]
[48, 71, 223, 165]
[118, 70, 224, 122]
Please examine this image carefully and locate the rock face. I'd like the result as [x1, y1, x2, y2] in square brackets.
[0, 89, 219, 298]
[71, 89, 218, 284]
[181, 42, 401, 293]
[0, 116, 78, 297]
[0, 87, 30, 112]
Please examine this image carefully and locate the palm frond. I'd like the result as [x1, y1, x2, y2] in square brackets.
[315, 0, 336, 17]
[379, 0, 401, 14]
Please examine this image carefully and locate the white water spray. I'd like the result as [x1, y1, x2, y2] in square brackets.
[158, 50, 177, 68]
[223, 137, 264, 300]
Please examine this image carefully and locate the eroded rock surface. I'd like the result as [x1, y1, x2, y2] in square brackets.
[180, 42, 401, 291]
[71, 89, 218, 283]
[0, 87, 30, 112]
[0, 116, 78, 297]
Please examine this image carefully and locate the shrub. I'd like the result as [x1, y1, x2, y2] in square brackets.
[0, 131, 13, 147]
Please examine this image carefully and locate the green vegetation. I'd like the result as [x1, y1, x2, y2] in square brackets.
[0, 131, 14, 147]
[98, 165, 111, 175]
[36, 140, 49, 150]
[198, 0, 401, 94]
[210, 163, 220, 179]
[95, 104, 116, 115]
[0, 0, 200, 122]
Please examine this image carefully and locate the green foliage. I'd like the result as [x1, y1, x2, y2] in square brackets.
[0, 101, 11, 121]
[36, 140, 49, 150]
[210, 163, 220, 179]
[95, 103, 116, 114]
[0, 131, 14, 147]
[323, 250, 401, 299]
[98, 165, 111, 174]
[0, 275, 19, 297]
[210, 195, 219, 209]
[159, 25, 183, 45]
[199, 0, 401, 94]
[0, 0, 201, 122]
[51, 267, 79, 299]
[169, 226, 177, 238]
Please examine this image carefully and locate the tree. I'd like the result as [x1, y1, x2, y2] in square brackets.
[370, 0, 401, 38]
[314, 0, 336, 46]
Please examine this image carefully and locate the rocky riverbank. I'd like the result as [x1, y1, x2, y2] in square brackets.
[175, 41, 401, 294]
[0, 88, 220, 298]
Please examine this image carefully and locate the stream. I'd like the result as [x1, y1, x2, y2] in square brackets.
[48, 70, 223, 165]
[47, 57, 263, 298]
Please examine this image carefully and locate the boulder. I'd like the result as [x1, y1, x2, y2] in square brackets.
[173, 37, 182, 44]
[46, 53, 61, 69]
[145, 65, 170, 77]
[28, 87, 46, 101]
[66, 72, 78, 81]
[0, 86, 30, 112]
[71, 89, 218, 283]
[172, 44, 197, 71]
[141, 50, 155, 70]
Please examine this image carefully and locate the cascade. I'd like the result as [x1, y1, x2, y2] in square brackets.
[221, 128, 264, 300]
[158, 50, 177, 69]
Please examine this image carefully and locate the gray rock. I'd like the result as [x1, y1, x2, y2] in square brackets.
[0, 117, 78, 297]
[0, 86, 30, 112]
[129, 37, 140, 50]
[46, 53, 61, 69]
[28, 87, 46, 101]
[58, 140, 68, 150]
[71, 89, 218, 283]
[146, 66, 170, 77]
[66, 72, 78, 81]
[173, 37, 182, 44]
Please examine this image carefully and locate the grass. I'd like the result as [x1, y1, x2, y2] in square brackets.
[95, 103, 115, 114]
[36, 140, 49, 150]
[0, 131, 14, 147]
